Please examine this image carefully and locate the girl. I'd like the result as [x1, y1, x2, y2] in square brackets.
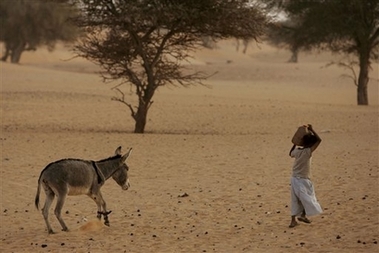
[289, 124, 323, 228]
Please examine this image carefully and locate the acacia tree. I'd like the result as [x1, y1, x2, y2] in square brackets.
[72, 0, 267, 133]
[277, 0, 379, 105]
[266, 19, 305, 63]
[0, 0, 79, 63]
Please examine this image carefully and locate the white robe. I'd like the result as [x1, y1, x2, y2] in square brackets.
[290, 176, 323, 216]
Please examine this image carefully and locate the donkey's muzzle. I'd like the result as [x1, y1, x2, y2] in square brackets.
[122, 179, 130, 190]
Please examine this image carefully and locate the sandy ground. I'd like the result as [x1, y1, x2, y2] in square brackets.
[1, 40, 378, 253]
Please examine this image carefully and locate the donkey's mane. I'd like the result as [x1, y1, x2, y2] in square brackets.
[96, 154, 122, 163]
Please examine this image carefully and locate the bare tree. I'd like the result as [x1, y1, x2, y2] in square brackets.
[72, 0, 267, 133]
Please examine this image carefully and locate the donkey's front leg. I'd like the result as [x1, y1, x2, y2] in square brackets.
[102, 210, 112, 226]
[89, 191, 111, 226]
[97, 211, 102, 220]
[88, 192, 103, 219]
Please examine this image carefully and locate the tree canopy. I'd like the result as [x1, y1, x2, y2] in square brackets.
[72, 0, 268, 133]
[265, 18, 305, 62]
[0, 0, 79, 63]
[266, 0, 379, 105]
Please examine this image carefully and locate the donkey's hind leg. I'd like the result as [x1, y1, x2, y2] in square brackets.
[54, 193, 69, 232]
[42, 186, 55, 234]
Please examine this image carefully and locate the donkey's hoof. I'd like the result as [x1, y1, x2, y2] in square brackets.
[104, 221, 110, 226]
[48, 230, 55, 234]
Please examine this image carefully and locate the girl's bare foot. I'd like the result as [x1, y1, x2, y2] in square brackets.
[289, 220, 298, 228]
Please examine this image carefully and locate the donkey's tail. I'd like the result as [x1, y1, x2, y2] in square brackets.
[35, 178, 41, 210]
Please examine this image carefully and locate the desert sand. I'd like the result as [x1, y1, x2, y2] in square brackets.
[1, 40, 378, 253]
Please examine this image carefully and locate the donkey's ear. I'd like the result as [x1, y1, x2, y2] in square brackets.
[115, 146, 122, 155]
[121, 148, 132, 162]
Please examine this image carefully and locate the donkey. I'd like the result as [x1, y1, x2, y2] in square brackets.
[35, 146, 132, 234]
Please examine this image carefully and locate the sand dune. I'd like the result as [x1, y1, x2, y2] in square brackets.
[1, 40, 378, 252]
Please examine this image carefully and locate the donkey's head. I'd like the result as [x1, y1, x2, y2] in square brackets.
[112, 146, 132, 190]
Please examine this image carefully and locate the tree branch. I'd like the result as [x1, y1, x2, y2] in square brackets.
[325, 59, 359, 87]
[111, 86, 137, 119]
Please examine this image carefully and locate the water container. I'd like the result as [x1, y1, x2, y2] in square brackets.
[291, 126, 309, 146]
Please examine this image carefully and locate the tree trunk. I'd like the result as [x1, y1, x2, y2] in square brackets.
[133, 101, 149, 133]
[1, 43, 11, 62]
[10, 41, 25, 63]
[288, 47, 298, 63]
[357, 49, 370, 105]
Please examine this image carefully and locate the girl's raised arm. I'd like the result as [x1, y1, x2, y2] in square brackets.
[308, 125, 322, 152]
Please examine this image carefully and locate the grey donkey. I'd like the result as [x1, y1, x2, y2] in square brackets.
[35, 146, 132, 234]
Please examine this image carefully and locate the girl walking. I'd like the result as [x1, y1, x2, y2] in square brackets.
[289, 124, 323, 228]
